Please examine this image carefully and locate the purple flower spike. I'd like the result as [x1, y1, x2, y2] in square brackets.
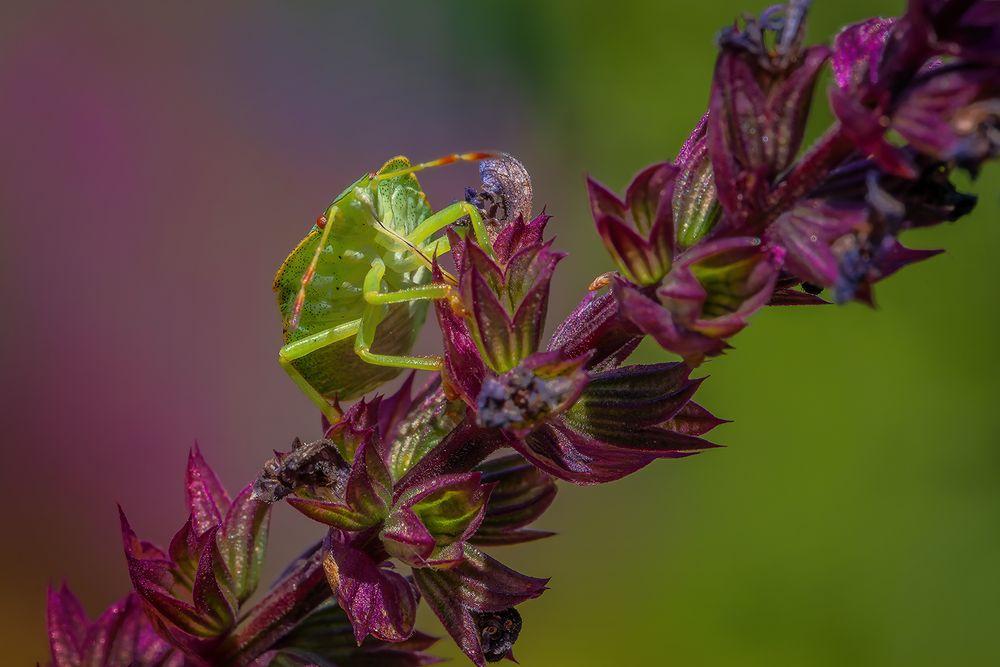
[47, 586, 182, 667]
[47, 3, 1000, 664]
[413, 546, 547, 667]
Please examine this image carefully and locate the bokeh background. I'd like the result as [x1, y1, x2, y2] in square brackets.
[3, 1, 999, 664]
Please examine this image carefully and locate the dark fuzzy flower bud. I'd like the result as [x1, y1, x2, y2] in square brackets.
[473, 607, 522, 663]
[476, 351, 590, 438]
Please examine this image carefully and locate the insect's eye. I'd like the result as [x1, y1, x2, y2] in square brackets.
[316, 215, 327, 229]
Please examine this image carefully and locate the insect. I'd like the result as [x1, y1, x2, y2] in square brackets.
[273, 154, 497, 422]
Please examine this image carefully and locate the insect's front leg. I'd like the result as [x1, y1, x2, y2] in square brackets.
[354, 303, 444, 372]
[407, 200, 495, 258]
[362, 256, 454, 305]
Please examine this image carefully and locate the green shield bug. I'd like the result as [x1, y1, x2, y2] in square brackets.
[273, 154, 497, 422]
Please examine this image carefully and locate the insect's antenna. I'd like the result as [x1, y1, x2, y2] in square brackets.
[289, 206, 338, 332]
[372, 152, 497, 182]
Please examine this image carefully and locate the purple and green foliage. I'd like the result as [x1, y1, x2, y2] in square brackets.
[47, 1, 1000, 665]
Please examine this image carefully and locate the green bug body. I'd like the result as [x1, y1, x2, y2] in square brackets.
[273, 155, 494, 421]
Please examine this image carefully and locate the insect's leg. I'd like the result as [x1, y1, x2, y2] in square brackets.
[372, 152, 495, 183]
[353, 260, 445, 372]
[407, 201, 494, 257]
[354, 305, 444, 372]
[425, 234, 451, 258]
[278, 319, 361, 423]
[362, 256, 453, 305]
[290, 204, 340, 331]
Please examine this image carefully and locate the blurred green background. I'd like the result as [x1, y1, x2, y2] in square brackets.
[2, 1, 998, 664]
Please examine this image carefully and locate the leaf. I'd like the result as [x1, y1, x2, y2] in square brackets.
[468, 270, 516, 373]
[832, 18, 895, 91]
[323, 536, 418, 644]
[548, 291, 641, 371]
[186, 445, 231, 537]
[47, 585, 86, 667]
[472, 454, 556, 540]
[586, 176, 627, 222]
[404, 473, 491, 544]
[412, 568, 486, 667]
[673, 116, 720, 249]
[595, 214, 664, 285]
[434, 284, 487, 407]
[708, 51, 771, 226]
[626, 162, 676, 237]
[192, 528, 236, 633]
[286, 497, 376, 531]
[345, 436, 392, 521]
[662, 401, 729, 436]
[217, 485, 271, 605]
[509, 272, 552, 362]
[269, 601, 441, 667]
